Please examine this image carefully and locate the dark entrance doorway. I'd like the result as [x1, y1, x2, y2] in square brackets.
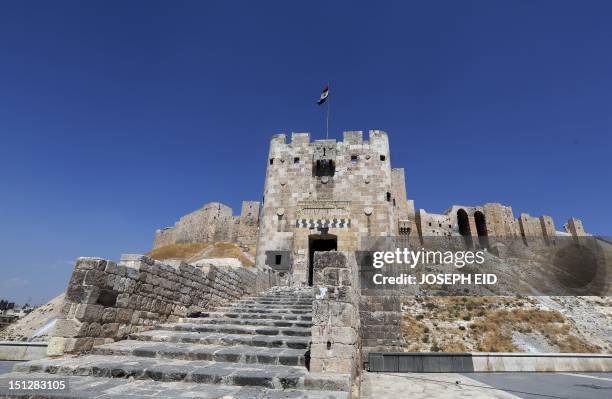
[308, 234, 337, 286]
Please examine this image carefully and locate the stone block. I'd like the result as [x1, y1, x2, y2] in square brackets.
[104, 261, 118, 275]
[75, 257, 107, 271]
[101, 323, 120, 338]
[101, 307, 118, 323]
[54, 318, 87, 338]
[84, 269, 107, 287]
[65, 285, 100, 304]
[87, 322, 102, 336]
[116, 293, 130, 308]
[116, 308, 134, 323]
[117, 323, 131, 338]
[75, 304, 104, 322]
[46, 337, 69, 356]
[68, 269, 86, 286]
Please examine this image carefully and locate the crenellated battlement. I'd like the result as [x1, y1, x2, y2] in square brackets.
[272, 129, 389, 147]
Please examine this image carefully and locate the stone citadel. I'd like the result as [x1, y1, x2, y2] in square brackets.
[154, 130, 589, 285]
[5, 130, 607, 399]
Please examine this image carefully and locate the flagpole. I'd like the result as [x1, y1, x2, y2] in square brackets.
[326, 82, 330, 139]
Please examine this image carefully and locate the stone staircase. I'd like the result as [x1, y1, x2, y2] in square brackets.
[2, 287, 350, 398]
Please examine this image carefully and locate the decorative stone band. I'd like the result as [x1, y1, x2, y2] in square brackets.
[295, 219, 351, 229]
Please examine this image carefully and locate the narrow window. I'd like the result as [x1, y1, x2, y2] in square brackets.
[294, 157, 300, 164]
[277, 214, 283, 232]
[269, 158, 274, 165]
[386, 192, 391, 202]
[275, 255, 282, 265]
[439, 223, 442, 228]
[380, 155, 386, 161]
[428, 222, 432, 227]
[393, 199, 396, 206]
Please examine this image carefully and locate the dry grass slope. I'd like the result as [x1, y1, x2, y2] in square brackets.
[401, 296, 601, 353]
[147, 242, 255, 266]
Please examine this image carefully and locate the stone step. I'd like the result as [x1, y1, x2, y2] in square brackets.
[230, 302, 313, 310]
[259, 296, 313, 300]
[13, 356, 351, 392]
[0, 372, 349, 399]
[132, 330, 311, 349]
[245, 297, 313, 303]
[157, 322, 311, 337]
[238, 297, 313, 305]
[92, 340, 307, 366]
[255, 294, 313, 299]
[203, 311, 312, 322]
[241, 294, 313, 299]
[216, 306, 312, 315]
[179, 316, 312, 329]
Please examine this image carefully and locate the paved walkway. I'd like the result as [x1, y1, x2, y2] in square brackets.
[361, 372, 612, 399]
[361, 372, 519, 398]
[0, 361, 21, 376]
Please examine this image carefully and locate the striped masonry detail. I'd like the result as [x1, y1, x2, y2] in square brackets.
[296, 219, 351, 229]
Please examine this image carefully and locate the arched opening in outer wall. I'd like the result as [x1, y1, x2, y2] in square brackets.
[457, 209, 473, 247]
[308, 234, 337, 286]
[474, 211, 489, 249]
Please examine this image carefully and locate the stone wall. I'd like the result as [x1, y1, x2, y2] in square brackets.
[359, 293, 403, 355]
[310, 252, 361, 379]
[482, 203, 520, 237]
[48, 254, 278, 356]
[153, 201, 260, 250]
[414, 202, 588, 245]
[564, 217, 588, 237]
[416, 209, 453, 237]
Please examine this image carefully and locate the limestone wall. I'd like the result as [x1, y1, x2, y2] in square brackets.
[416, 209, 453, 237]
[359, 293, 403, 355]
[564, 217, 588, 237]
[414, 202, 587, 245]
[153, 201, 260, 250]
[482, 203, 520, 237]
[518, 213, 542, 238]
[311, 251, 361, 378]
[48, 255, 278, 356]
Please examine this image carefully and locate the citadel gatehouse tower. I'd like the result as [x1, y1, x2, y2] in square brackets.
[255, 130, 415, 285]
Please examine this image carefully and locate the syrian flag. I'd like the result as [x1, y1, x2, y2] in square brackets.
[317, 85, 329, 105]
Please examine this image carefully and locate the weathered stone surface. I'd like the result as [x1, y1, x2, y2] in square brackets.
[311, 252, 360, 380]
[7, 287, 350, 399]
[152, 201, 260, 251]
[49, 255, 280, 356]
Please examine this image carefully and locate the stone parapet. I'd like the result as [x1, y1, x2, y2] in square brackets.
[48, 255, 278, 356]
[310, 252, 361, 379]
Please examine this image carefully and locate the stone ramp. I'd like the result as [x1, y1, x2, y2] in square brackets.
[2, 287, 350, 398]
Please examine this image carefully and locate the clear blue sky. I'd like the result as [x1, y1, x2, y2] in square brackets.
[1, 1, 610, 304]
